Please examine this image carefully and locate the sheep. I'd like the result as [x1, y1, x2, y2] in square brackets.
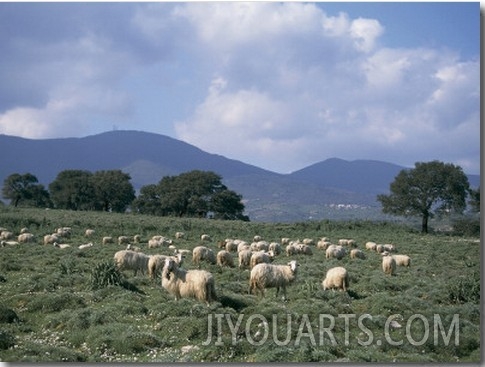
[392, 254, 411, 267]
[149, 236, 173, 248]
[43, 233, 60, 245]
[253, 235, 263, 242]
[18, 233, 35, 243]
[85, 229, 95, 237]
[161, 257, 217, 305]
[238, 249, 253, 269]
[382, 254, 396, 275]
[350, 248, 366, 260]
[126, 244, 141, 252]
[251, 240, 269, 252]
[302, 238, 314, 246]
[281, 237, 291, 245]
[175, 232, 185, 239]
[53, 242, 71, 249]
[285, 243, 300, 256]
[148, 253, 184, 279]
[249, 260, 298, 300]
[383, 244, 396, 252]
[237, 241, 250, 253]
[225, 240, 238, 252]
[114, 250, 150, 276]
[268, 242, 282, 256]
[118, 236, 130, 245]
[326, 245, 346, 260]
[1, 240, 19, 247]
[102, 236, 114, 245]
[20, 227, 30, 234]
[317, 240, 332, 250]
[0, 231, 14, 240]
[365, 241, 377, 251]
[298, 244, 313, 256]
[200, 234, 211, 242]
[375, 244, 385, 254]
[133, 234, 141, 244]
[216, 250, 235, 268]
[192, 246, 216, 266]
[78, 243, 93, 250]
[56, 227, 71, 238]
[249, 251, 274, 269]
[322, 266, 349, 292]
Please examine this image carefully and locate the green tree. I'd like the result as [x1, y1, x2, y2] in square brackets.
[2, 173, 50, 207]
[49, 170, 96, 210]
[134, 170, 247, 220]
[377, 161, 470, 233]
[91, 170, 135, 212]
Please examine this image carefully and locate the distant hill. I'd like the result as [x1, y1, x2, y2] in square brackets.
[0, 130, 479, 222]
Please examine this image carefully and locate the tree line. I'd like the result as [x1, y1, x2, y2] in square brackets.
[1, 170, 248, 221]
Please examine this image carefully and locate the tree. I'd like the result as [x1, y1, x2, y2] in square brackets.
[49, 170, 96, 210]
[2, 173, 50, 207]
[91, 170, 135, 212]
[134, 170, 247, 220]
[377, 161, 470, 233]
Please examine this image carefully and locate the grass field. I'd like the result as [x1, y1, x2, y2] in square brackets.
[0, 207, 480, 362]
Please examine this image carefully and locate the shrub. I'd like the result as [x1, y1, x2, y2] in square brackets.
[448, 270, 480, 304]
[452, 217, 480, 236]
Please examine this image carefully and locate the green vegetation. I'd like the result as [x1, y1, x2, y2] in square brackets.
[0, 207, 480, 362]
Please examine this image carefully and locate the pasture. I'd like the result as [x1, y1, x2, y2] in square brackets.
[0, 207, 480, 362]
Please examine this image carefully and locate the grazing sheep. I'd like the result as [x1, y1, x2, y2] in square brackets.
[338, 239, 349, 246]
[192, 246, 216, 266]
[200, 234, 211, 242]
[18, 233, 35, 243]
[250, 251, 274, 269]
[281, 238, 291, 245]
[382, 254, 396, 275]
[1, 240, 19, 247]
[326, 245, 346, 260]
[383, 244, 396, 252]
[43, 233, 60, 245]
[350, 248, 366, 260]
[148, 253, 184, 279]
[251, 241, 269, 252]
[392, 254, 411, 267]
[268, 242, 282, 256]
[175, 232, 185, 239]
[237, 241, 250, 253]
[322, 266, 349, 292]
[365, 241, 377, 251]
[249, 260, 299, 300]
[161, 257, 217, 305]
[20, 227, 30, 234]
[102, 236, 114, 245]
[238, 249, 253, 269]
[53, 242, 71, 249]
[302, 238, 315, 246]
[118, 236, 130, 245]
[85, 229, 95, 237]
[133, 235, 141, 244]
[317, 240, 332, 250]
[216, 250, 235, 268]
[298, 244, 313, 256]
[114, 250, 150, 276]
[253, 235, 263, 242]
[126, 244, 141, 252]
[56, 227, 72, 238]
[286, 243, 300, 256]
[0, 231, 14, 240]
[78, 243, 94, 250]
[225, 240, 238, 252]
[375, 244, 385, 254]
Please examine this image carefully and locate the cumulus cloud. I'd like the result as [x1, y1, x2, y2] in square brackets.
[0, 2, 479, 174]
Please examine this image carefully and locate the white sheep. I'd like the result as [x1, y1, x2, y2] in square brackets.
[350, 248, 366, 260]
[53, 242, 71, 249]
[249, 251, 274, 269]
[102, 236, 114, 245]
[0, 231, 14, 240]
[237, 241, 250, 253]
[78, 243, 93, 250]
[392, 254, 411, 267]
[285, 243, 300, 256]
[225, 240, 238, 252]
[133, 234, 141, 244]
[161, 257, 217, 306]
[1, 240, 19, 247]
[216, 250, 235, 268]
[322, 266, 349, 292]
[18, 233, 35, 243]
[382, 254, 396, 275]
[43, 233, 60, 245]
[268, 242, 282, 255]
[298, 244, 313, 256]
[148, 236, 173, 248]
[302, 238, 315, 246]
[175, 232, 185, 239]
[85, 229, 95, 237]
[365, 241, 377, 251]
[383, 244, 396, 252]
[251, 240, 269, 252]
[56, 227, 72, 238]
[249, 260, 298, 300]
[118, 236, 130, 245]
[326, 245, 346, 260]
[126, 244, 141, 252]
[200, 234, 211, 242]
[317, 240, 332, 250]
[238, 249, 253, 269]
[192, 246, 216, 266]
[148, 253, 184, 279]
[114, 250, 150, 276]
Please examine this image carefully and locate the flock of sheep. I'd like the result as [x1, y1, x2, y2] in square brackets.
[1, 226, 412, 306]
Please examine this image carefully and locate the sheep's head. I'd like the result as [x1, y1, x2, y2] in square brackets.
[163, 258, 177, 279]
[288, 260, 298, 274]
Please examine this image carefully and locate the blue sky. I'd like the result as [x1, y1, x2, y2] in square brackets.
[0, 2, 480, 174]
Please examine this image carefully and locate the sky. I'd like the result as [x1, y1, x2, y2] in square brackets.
[0, 2, 480, 174]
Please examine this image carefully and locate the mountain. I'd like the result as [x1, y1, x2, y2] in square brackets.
[0, 131, 479, 222]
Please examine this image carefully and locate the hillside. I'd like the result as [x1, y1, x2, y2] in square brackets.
[0, 131, 479, 222]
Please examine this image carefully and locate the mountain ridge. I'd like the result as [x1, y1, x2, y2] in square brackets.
[0, 130, 479, 222]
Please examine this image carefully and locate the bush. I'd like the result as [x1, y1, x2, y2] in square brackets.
[452, 217, 480, 236]
[448, 270, 480, 304]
